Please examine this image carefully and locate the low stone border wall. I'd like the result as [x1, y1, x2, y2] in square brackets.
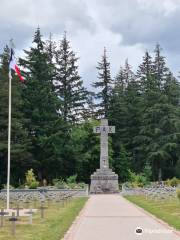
[0, 187, 89, 201]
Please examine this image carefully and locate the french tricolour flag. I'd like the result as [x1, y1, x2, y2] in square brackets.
[9, 48, 24, 81]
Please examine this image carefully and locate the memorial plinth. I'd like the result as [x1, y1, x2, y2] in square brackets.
[90, 119, 119, 194]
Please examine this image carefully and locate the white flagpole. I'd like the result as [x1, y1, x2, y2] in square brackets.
[7, 68, 12, 210]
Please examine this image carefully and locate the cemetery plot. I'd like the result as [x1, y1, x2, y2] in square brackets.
[142, 186, 177, 201]
[122, 184, 178, 199]
[125, 187, 180, 231]
[0, 196, 87, 240]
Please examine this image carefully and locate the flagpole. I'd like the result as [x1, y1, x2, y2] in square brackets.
[7, 68, 12, 210]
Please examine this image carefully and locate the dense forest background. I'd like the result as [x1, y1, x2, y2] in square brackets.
[0, 28, 180, 187]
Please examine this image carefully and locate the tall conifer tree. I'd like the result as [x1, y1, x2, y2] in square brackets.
[55, 32, 87, 122]
[20, 28, 60, 180]
[154, 44, 169, 89]
[93, 48, 112, 118]
[136, 51, 154, 92]
[134, 45, 180, 179]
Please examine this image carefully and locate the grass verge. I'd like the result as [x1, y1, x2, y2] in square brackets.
[125, 195, 180, 230]
[0, 197, 88, 240]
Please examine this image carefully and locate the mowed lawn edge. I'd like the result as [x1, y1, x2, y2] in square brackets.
[0, 197, 88, 240]
[124, 195, 180, 231]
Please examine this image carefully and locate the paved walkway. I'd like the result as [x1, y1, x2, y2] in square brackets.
[64, 194, 180, 240]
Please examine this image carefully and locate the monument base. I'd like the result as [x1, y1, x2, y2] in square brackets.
[90, 168, 119, 194]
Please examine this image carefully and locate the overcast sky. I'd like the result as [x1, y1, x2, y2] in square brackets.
[1, 0, 180, 88]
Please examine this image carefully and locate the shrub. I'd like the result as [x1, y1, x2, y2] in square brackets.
[68, 183, 77, 189]
[165, 177, 179, 187]
[165, 178, 171, 186]
[170, 177, 179, 187]
[136, 174, 148, 187]
[77, 182, 86, 189]
[18, 184, 26, 189]
[52, 177, 86, 189]
[128, 170, 149, 187]
[129, 170, 137, 182]
[66, 174, 77, 184]
[52, 178, 68, 189]
[29, 181, 39, 189]
[25, 169, 39, 189]
[177, 189, 180, 202]
[3, 184, 14, 189]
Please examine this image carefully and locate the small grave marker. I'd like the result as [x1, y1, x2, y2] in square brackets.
[25, 209, 34, 224]
[24, 200, 30, 209]
[40, 202, 47, 219]
[13, 202, 23, 217]
[0, 209, 9, 227]
[9, 212, 18, 236]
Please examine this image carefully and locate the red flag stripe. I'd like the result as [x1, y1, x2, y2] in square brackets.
[15, 65, 24, 81]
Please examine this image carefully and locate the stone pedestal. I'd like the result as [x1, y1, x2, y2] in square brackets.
[90, 167, 119, 194]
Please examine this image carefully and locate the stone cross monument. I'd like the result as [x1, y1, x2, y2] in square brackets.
[90, 119, 119, 194]
[93, 119, 115, 169]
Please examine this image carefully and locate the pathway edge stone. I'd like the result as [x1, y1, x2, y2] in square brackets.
[62, 197, 90, 240]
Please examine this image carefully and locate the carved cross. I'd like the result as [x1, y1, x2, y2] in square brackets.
[93, 119, 115, 169]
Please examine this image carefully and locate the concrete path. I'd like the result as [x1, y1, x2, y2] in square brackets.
[64, 194, 180, 240]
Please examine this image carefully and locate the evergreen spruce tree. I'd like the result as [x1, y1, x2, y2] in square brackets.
[162, 73, 180, 178]
[93, 48, 112, 118]
[164, 72, 180, 106]
[123, 59, 135, 87]
[55, 32, 87, 122]
[113, 144, 131, 182]
[20, 28, 60, 180]
[69, 120, 100, 183]
[134, 45, 180, 179]
[114, 66, 125, 90]
[154, 44, 170, 89]
[109, 65, 128, 155]
[109, 60, 139, 174]
[136, 51, 154, 92]
[45, 33, 57, 85]
[83, 91, 96, 120]
[139, 91, 180, 180]
[124, 68, 143, 172]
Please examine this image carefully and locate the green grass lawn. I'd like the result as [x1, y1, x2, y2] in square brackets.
[125, 195, 180, 230]
[0, 197, 88, 240]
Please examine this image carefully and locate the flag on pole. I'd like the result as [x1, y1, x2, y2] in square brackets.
[9, 48, 24, 81]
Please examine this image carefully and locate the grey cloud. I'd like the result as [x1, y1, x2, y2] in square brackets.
[0, 21, 34, 51]
[36, 0, 95, 35]
[0, 0, 95, 50]
[92, 0, 180, 52]
[111, 10, 180, 52]
[1, 0, 180, 87]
